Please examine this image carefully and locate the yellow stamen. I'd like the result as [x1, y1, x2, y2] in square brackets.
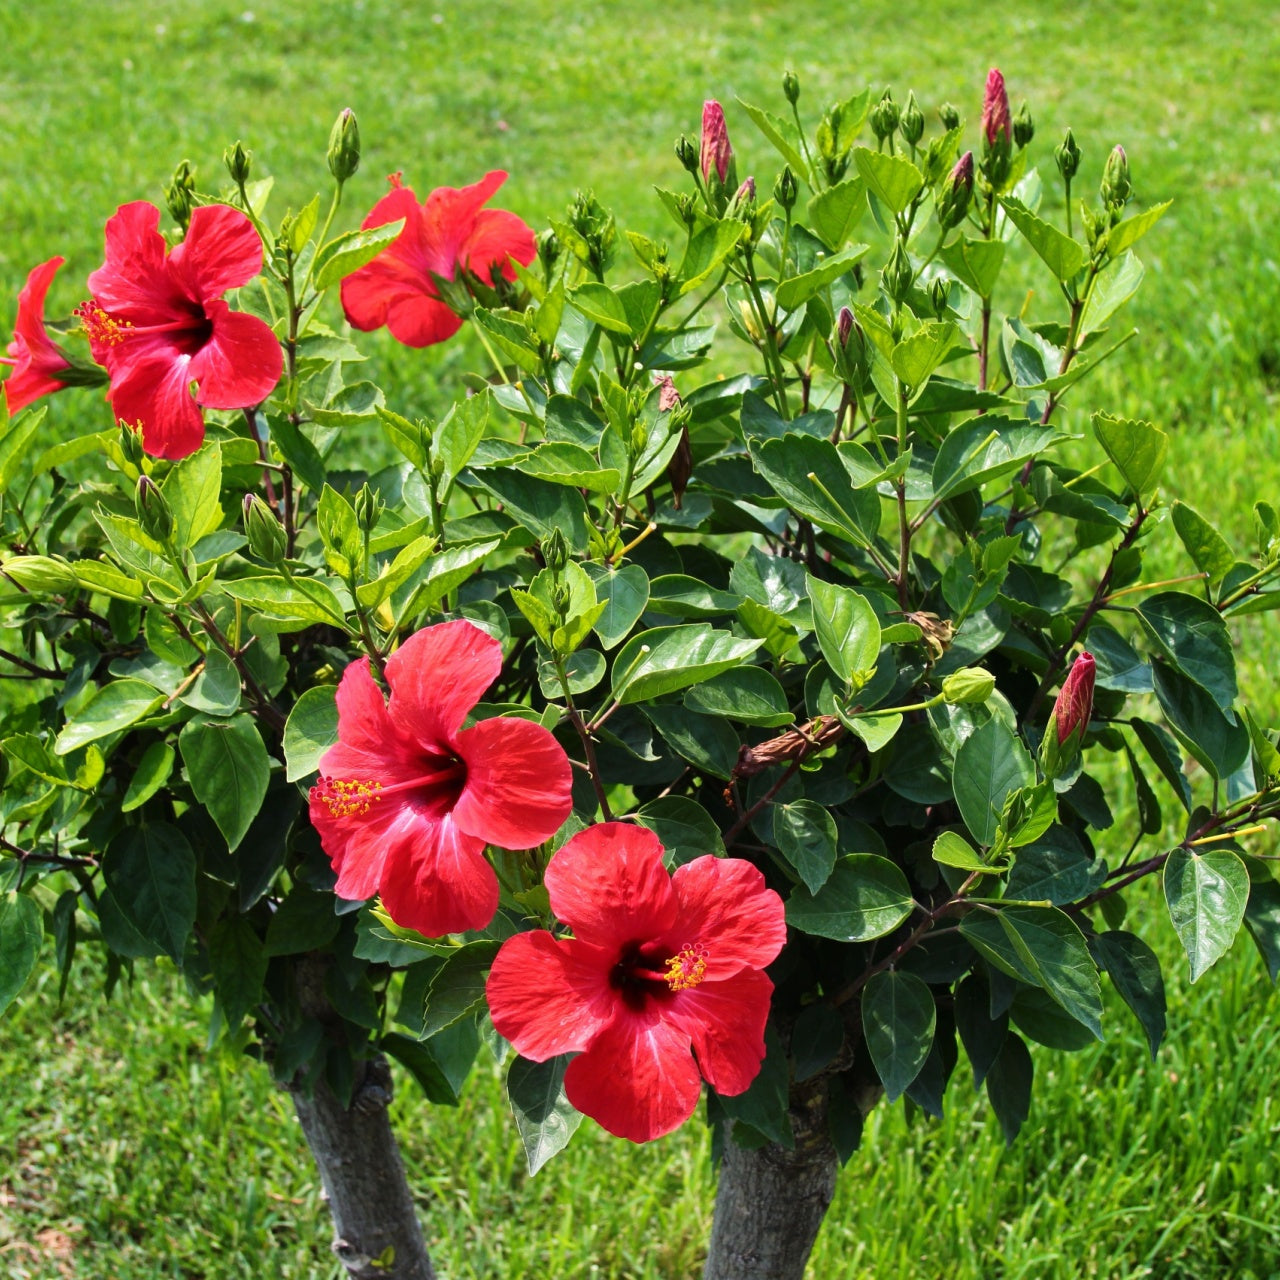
[663, 943, 709, 992]
[313, 776, 383, 818]
[75, 301, 133, 347]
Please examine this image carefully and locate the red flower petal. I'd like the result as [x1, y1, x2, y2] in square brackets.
[458, 207, 536, 285]
[452, 715, 572, 850]
[189, 301, 283, 409]
[563, 1009, 703, 1143]
[420, 171, 509, 274]
[486, 931, 616, 1060]
[105, 349, 205, 460]
[544, 823, 677, 949]
[3, 257, 71, 415]
[340, 186, 430, 333]
[665, 969, 774, 1097]
[384, 292, 465, 348]
[385, 619, 502, 748]
[664, 855, 787, 980]
[169, 203, 266, 301]
[377, 809, 499, 937]
[88, 202, 187, 324]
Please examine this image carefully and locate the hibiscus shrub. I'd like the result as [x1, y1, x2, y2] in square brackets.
[4, 68, 1280, 1271]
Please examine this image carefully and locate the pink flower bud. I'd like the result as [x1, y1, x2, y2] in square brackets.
[837, 306, 854, 349]
[1051, 651, 1095, 745]
[952, 149, 975, 194]
[982, 69, 1012, 146]
[700, 100, 733, 184]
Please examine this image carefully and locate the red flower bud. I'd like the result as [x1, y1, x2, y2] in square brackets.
[1051, 651, 1095, 745]
[700, 100, 733, 185]
[982, 68, 1012, 146]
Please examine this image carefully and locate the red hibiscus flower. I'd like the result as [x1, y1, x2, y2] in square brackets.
[77, 201, 282, 460]
[309, 620, 573, 938]
[340, 170, 536, 348]
[2, 257, 74, 416]
[486, 823, 787, 1143]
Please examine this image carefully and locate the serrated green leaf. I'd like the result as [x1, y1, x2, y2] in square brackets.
[313, 218, 405, 290]
[1164, 847, 1249, 982]
[852, 147, 924, 214]
[1000, 197, 1084, 282]
[1092, 411, 1168, 499]
[507, 1054, 584, 1175]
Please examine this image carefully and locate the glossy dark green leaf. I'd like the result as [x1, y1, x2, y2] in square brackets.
[1171, 501, 1235, 592]
[102, 822, 197, 965]
[807, 576, 880, 688]
[422, 941, 501, 1038]
[264, 887, 341, 956]
[507, 1054, 584, 1175]
[120, 742, 176, 813]
[1005, 828, 1106, 905]
[1091, 930, 1166, 1058]
[1163, 847, 1249, 982]
[1092, 411, 1168, 498]
[791, 1003, 845, 1082]
[1137, 591, 1237, 712]
[179, 714, 270, 851]
[954, 974, 1008, 1089]
[644, 704, 739, 780]
[611, 625, 761, 705]
[383, 1030, 463, 1107]
[953, 718, 1034, 847]
[587, 563, 650, 650]
[1152, 662, 1249, 782]
[683, 666, 794, 728]
[786, 854, 913, 942]
[861, 970, 935, 1103]
[1244, 873, 1280, 983]
[1132, 720, 1192, 811]
[207, 916, 267, 1029]
[0, 893, 43, 1017]
[53, 679, 164, 755]
[750, 433, 880, 548]
[178, 646, 241, 716]
[985, 1030, 1033, 1146]
[634, 796, 725, 866]
[774, 799, 839, 894]
[284, 685, 340, 782]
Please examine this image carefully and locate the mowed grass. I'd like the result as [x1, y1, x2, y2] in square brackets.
[2, 1, 1280, 1277]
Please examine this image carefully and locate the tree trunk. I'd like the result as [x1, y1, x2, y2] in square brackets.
[292, 1054, 436, 1280]
[703, 1085, 839, 1280]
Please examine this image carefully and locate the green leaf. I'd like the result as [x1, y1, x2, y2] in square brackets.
[220, 575, 348, 628]
[284, 685, 339, 782]
[512, 442, 620, 493]
[570, 281, 634, 335]
[506, 1055, 584, 1175]
[1152, 662, 1249, 782]
[684, 666, 794, 728]
[1137, 590, 1237, 712]
[161, 444, 223, 550]
[807, 576, 880, 688]
[1163, 847, 1249, 982]
[999, 907, 1103, 1040]
[207, 916, 267, 1029]
[785, 854, 913, 942]
[774, 800, 839, 894]
[313, 218, 405, 290]
[382, 1030, 464, 1106]
[1133, 719, 1193, 811]
[954, 975, 1008, 1089]
[54, 679, 164, 755]
[74, 559, 145, 601]
[806, 177, 867, 250]
[751, 433, 880, 548]
[179, 714, 271, 851]
[861, 970, 935, 1103]
[939, 236, 1005, 299]
[611, 625, 761, 705]
[102, 822, 197, 965]
[1244, 874, 1280, 983]
[1171, 501, 1235, 592]
[736, 98, 809, 179]
[1005, 829, 1106, 904]
[677, 220, 747, 294]
[852, 147, 924, 214]
[120, 742, 176, 812]
[0, 409, 43, 496]
[434, 392, 491, 490]
[471, 468, 589, 553]
[1092, 411, 1168, 499]
[423, 941, 501, 1038]
[776, 244, 870, 311]
[634, 796, 725, 866]
[1106, 200, 1172, 258]
[1079, 251, 1144, 334]
[583, 563, 649, 650]
[647, 574, 740, 619]
[932, 416, 1060, 503]
[999, 197, 1084, 282]
[1091, 931, 1166, 1058]
[953, 718, 1035, 847]
[644, 705, 738, 781]
[716, 1022, 792, 1147]
[792, 1003, 846, 1082]
[178, 646, 241, 716]
[264, 887, 340, 956]
[842, 710, 904, 753]
[891, 321, 960, 389]
[0, 893, 43, 1017]
[932, 829, 989, 871]
[985, 1031, 1033, 1146]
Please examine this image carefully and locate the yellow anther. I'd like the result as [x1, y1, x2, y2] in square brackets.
[75, 301, 133, 347]
[313, 776, 383, 818]
[663, 943, 709, 992]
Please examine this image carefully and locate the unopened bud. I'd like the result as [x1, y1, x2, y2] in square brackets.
[224, 140, 252, 187]
[551, 582, 572, 617]
[1055, 129, 1081, 183]
[882, 237, 915, 304]
[870, 90, 900, 143]
[164, 160, 196, 232]
[135, 475, 174, 543]
[942, 667, 996, 705]
[727, 176, 757, 221]
[675, 134, 699, 174]
[930, 277, 950, 317]
[936, 150, 975, 230]
[938, 103, 962, 132]
[783, 70, 801, 106]
[1013, 101, 1034, 149]
[118, 423, 146, 470]
[981, 69, 1012, 146]
[536, 228, 560, 275]
[834, 306, 866, 382]
[354, 483, 383, 533]
[243, 494, 287, 564]
[674, 192, 698, 227]
[773, 165, 798, 211]
[700, 100, 735, 187]
[629, 421, 649, 456]
[1100, 144, 1131, 208]
[1040, 650, 1096, 779]
[327, 108, 361, 185]
[543, 528, 569, 574]
[900, 92, 925, 148]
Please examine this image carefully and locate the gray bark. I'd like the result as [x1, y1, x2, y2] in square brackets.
[702, 1085, 839, 1280]
[292, 1055, 436, 1280]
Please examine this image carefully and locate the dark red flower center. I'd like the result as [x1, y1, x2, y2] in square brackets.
[312, 755, 467, 819]
[611, 940, 709, 1008]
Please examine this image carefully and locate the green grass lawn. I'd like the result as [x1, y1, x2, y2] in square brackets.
[2, 0, 1280, 1276]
